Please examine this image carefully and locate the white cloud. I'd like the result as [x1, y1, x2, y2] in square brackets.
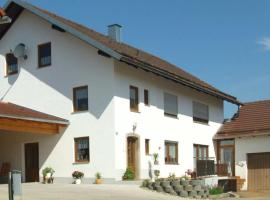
[257, 37, 270, 50]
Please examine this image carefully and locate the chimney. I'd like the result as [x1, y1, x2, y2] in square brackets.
[108, 24, 122, 42]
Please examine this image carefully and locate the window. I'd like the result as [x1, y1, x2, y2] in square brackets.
[6, 53, 18, 75]
[38, 42, 51, 67]
[74, 137, 89, 163]
[73, 86, 88, 111]
[165, 141, 178, 164]
[145, 139, 150, 155]
[130, 86, 139, 112]
[144, 89, 149, 106]
[193, 144, 209, 161]
[193, 101, 209, 124]
[164, 93, 178, 117]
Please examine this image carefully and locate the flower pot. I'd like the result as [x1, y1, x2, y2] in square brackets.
[95, 179, 102, 184]
[154, 161, 159, 165]
[75, 178, 81, 184]
[45, 173, 51, 179]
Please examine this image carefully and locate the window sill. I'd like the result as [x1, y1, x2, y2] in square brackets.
[193, 120, 209, 126]
[5, 72, 18, 77]
[38, 64, 51, 68]
[73, 161, 89, 165]
[71, 110, 89, 114]
[164, 113, 178, 119]
[130, 110, 140, 113]
[165, 163, 179, 165]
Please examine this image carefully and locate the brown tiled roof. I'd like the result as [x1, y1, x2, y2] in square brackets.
[34, 5, 238, 102]
[0, 101, 69, 124]
[217, 100, 270, 136]
[0, 0, 240, 104]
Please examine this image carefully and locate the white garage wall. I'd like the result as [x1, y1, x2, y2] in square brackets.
[235, 134, 270, 190]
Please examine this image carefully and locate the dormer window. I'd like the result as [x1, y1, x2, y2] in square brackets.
[6, 53, 18, 75]
[38, 42, 51, 68]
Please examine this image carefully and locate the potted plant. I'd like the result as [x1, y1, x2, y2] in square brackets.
[95, 172, 102, 184]
[72, 171, 84, 184]
[153, 153, 159, 165]
[42, 167, 55, 184]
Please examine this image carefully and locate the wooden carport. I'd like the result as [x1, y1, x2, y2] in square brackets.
[0, 101, 69, 134]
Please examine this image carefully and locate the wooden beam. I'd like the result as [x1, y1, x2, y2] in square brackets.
[0, 117, 61, 135]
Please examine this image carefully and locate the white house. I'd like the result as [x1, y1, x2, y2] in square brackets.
[215, 100, 270, 191]
[0, 0, 240, 183]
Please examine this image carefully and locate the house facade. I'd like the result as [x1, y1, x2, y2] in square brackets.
[215, 100, 270, 191]
[0, 0, 240, 183]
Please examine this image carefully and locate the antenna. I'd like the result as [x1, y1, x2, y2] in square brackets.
[13, 43, 27, 60]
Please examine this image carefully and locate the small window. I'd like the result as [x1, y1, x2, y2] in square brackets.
[145, 139, 150, 155]
[73, 86, 88, 111]
[74, 137, 89, 163]
[164, 93, 178, 117]
[38, 42, 51, 67]
[144, 89, 149, 106]
[193, 101, 209, 124]
[220, 139, 234, 146]
[165, 141, 178, 164]
[6, 53, 18, 75]
[130, 86, 139, 112]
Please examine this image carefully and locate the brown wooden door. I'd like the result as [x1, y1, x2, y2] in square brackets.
[248, 152, 270, 191]
[25, 143, 39, 182]
[127, 137, 137, 176]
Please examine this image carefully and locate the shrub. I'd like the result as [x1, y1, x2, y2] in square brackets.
[122, 168, 135, 180]
[141, 179, 150, 187]
[168, 173, 176, 181]
[72, 171, 84, 179]
[209, 186, 224, 195]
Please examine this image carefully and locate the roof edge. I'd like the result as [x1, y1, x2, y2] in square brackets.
[4, 0, 122, 60]
[121, 56, 241, 105]
[0, 113, 69, 125]
[214, 129, 270, 139]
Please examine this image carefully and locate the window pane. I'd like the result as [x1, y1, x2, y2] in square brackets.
[75, 137, 89, 162]
[164, 93, 178, 116]
[145, 139, 150, 155]
[165, 141, 178, 164]
[74, 86, 88, 111]
[130, 86, 138, 111]
[6, 53, 18, 75]
[193, 102, 209, 122]
[144, 89, 149, 105]
[39, 43, 51, 67]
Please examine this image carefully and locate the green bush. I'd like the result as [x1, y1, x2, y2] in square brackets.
[122, 168, 135, 180]
[209, 186, 224, 195]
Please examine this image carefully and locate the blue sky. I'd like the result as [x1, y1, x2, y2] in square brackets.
[2, 0, 270, 118]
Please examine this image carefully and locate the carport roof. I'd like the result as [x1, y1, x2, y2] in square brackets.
[216, 100, 270, 138]
[0, 101, 69, 125]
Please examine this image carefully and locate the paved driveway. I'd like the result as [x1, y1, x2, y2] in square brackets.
[0, 183, 186, 200]
[0, 183, 269, 200]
